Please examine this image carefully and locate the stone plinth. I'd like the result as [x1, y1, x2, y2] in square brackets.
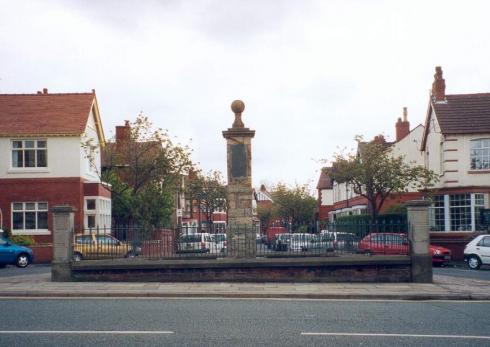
[223, 100, 256, 257]
[405, 200, 432, 283]
[51, 205, 76, 282]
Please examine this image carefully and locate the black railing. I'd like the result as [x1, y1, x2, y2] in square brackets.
[72, 220, 409, 261]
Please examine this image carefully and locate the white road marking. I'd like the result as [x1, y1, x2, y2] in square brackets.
[1, 296, 490, 303]
[0, 330, 174, 335]
[301, 332, 490, 340]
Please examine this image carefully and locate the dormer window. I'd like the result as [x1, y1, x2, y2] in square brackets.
[470, 139, 490, 170]
[12, 140, 47, 168]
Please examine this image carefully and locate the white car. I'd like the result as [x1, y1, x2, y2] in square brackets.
[464, 235, 490, 270]
[210, 233, 227, 254]
[289, 233, 315, 252]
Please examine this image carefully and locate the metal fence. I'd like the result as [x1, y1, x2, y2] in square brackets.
[72, 220, 409, 261]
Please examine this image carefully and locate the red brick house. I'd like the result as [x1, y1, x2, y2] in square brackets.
[0, 89, 111, 261]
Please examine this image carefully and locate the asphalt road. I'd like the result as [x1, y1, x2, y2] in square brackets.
[0, 298, 489, 346]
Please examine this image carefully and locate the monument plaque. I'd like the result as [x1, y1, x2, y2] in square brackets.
[231, 144, 247, 178]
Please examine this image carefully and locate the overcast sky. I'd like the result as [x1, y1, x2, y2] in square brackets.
[2, 0, 490, 191]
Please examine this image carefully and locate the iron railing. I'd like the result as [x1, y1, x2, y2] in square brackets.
[72, 220, 409, 261]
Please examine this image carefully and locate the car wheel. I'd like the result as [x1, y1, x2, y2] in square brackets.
[467, 256, 481, 270]
[73, 252, 83, 262]
[16, 254, 30, 268]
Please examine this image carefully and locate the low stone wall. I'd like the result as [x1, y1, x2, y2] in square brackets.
[71, 256, 411, 283]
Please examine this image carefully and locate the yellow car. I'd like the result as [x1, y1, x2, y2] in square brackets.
[72, 234, 141, 261]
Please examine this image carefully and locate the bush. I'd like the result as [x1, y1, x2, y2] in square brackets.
[9, 235, 35, 246]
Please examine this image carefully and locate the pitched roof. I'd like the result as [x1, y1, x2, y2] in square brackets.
[432, 93, 490, 134]
[316, 168, 333, 190]
[0, 91, 104, 141]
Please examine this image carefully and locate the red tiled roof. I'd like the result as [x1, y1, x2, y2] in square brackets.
[433, 93, 490, 134]
[0, 92, 96, 136]
[316, 168, 333, 190]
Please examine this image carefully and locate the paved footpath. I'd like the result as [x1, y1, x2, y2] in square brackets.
[1, 270, 490, 300]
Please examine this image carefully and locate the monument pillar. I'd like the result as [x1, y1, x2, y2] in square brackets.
[223, 100, 256, 257]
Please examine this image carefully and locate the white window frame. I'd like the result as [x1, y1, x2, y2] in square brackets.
[11, 139, 48, 170]
[470, 138, 490, 170]
[11, 201, 50, 235]
[84, 196, 111, 231]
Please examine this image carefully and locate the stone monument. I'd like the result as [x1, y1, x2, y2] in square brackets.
[222, 100, 256, 257]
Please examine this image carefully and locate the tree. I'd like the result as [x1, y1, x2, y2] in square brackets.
[257, 203, 276, 233]
[84, 114, 193, 227]
[329, 136, 438, 221]
[185, 170, 227, 230]
[271, 183, 317, 226]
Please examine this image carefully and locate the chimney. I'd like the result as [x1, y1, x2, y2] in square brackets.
[431, 66, 446, 102]
[42, 88, 48, 94]
[396, 107, 410, 142]
[115, 120, 131, 146]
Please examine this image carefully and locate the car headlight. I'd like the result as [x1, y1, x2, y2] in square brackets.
[433, 249, 441, 255]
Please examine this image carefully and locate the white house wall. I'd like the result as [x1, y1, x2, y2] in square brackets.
[80, 108, 101, 182]
[0, 136, 82, 179]
[424, 110, 444, 179]
[321, 188, 334, 206]
[392, 125, 424, 166]
[425, 108, 490, 189]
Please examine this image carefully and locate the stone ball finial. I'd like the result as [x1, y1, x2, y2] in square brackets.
[231, 100, 245, 114]
[231, 99, 245, 128]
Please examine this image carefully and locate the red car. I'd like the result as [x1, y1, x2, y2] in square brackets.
[359, 233, 451, 265]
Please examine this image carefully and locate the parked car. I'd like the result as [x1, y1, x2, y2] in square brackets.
[289, 233, 315, 251]
[430, 244, 452, 266]
[177, 233, 213, 254]
[0, 236, 34, 268]
[321, 231, 358, 251]
[266, 226, 287, 245]
[359, 233, 452, 265]
[210, 233, 227, 254]
[271, 233, 292, 251]
[359, 233, 410, 255]
[464, 234, 490, 270]
[73, 233, 141, 261]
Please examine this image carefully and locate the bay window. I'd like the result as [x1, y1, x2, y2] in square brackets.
[430, 193, 486, 232]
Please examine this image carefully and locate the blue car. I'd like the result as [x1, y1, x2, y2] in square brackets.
[0, 236, 34, 268]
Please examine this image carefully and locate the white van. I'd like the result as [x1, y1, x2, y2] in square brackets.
[177, 233, 213, 254]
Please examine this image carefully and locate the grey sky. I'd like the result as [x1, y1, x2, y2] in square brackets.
[2, 0, 490, 191]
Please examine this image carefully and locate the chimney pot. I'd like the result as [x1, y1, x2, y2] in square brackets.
[43, 88, 48, 94]
[37, 91, 42, 95]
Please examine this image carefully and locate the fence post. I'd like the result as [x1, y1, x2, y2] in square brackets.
[51, 205, 76, 282]
[405, 200, 432, 283]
